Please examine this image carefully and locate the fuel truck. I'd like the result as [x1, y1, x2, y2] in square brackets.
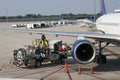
[12, 36, 70, 67]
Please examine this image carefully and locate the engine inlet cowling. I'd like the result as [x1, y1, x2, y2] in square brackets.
[71, 40, 96, 64]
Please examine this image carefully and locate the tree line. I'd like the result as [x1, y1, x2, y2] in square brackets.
[0, 13, 102, 21]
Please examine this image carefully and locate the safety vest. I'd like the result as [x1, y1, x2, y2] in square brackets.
[41, 40, 48, 50]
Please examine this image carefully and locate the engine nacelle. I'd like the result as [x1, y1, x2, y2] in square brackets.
[71, 40, 96, 64]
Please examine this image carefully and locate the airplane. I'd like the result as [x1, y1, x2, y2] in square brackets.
[77, 0, 107, 28]
[0, 0, 120, 64]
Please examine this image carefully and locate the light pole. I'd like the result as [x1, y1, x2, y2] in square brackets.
[93, 0, 96, 22]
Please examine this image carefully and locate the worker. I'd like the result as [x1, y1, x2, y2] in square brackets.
[40, 34, 49, 56]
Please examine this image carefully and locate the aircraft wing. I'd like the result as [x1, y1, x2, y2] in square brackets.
[1, 28, 120, 64]
[0, 28, 120, 45]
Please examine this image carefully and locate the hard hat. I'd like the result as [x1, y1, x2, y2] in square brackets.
[42, 34, 46, 40]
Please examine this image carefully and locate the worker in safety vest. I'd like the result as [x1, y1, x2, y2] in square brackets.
[40, 34, 49, 51]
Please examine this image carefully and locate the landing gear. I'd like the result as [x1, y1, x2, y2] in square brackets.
[95, 40, 110, 64]
[95, 55, 107, 64]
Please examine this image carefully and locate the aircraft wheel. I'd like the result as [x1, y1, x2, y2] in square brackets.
[95, 55, 107, 64]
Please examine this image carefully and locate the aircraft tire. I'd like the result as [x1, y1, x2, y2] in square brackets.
[95, 55, 107, 64]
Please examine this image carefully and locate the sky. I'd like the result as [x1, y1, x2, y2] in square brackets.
[0, 0, 120, 16]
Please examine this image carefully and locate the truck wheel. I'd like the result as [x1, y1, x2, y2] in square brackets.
[14, 62, 23, 67]
[35, 60, 41, 68]
[60, 58, 65, 63]
[25, 63, 28, 66]
[59, 55, 66, 63]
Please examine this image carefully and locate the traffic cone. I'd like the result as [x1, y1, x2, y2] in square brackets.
[64, 63, 69, 73]
[78, 66, 81, 75]
[90, 67, 94, 74]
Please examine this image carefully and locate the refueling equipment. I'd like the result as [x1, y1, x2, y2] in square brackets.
[13, 35, 70, 67]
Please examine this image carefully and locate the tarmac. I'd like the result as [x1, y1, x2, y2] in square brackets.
[0, 22, 120, 80]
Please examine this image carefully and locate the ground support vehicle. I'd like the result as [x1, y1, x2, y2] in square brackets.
[13, 40, 69, 67]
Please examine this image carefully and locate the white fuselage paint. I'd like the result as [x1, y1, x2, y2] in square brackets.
[96, 13, 120, 35]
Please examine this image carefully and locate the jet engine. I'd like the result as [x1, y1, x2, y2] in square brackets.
[71, 40, 96, 64]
